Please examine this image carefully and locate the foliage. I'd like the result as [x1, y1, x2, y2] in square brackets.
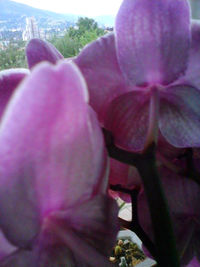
[51, 17, 106, 58]
[50, 34, 80, 58]
[0, 41, 27, 70]
[68, 17, 105, 38]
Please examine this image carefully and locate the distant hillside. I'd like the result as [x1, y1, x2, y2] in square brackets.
[0, 0, 114, 30]
[0, 0, 76, 30]
[0, 0, 70, 19]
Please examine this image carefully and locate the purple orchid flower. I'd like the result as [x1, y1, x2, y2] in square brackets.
[74, 0, 200, 152]
[108, 135, 185, 202]
[0, 61, 118, 266]
[26, 38, 64, 69]
[0, 68, 29, 119]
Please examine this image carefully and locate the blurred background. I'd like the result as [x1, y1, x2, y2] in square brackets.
[0, 0, 199, 70]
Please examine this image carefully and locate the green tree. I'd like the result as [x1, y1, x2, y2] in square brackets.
[68, 17, 99, 38]
[51, 17, 106, 58]
[51, 34, 80, 58]
[0, 41, 27, 70]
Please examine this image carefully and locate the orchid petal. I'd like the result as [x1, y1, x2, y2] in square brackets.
[0, 230, 16, 261]
[105, 91, 150, 151]
[176, 220, 196, 265]
[187, 257, 200, 267]
[0, 248, 39, 267]
[0, 61, 107, 247]
[26, 38, 63, 69]
[35, 245, 77, 267]
[157, 132, 186, 160]
[179, 20, 200, 89]
[0, 69, 29, 118]
[109, 158, 141, 189]
[50, 195, 119, 267]
[75, 33, 130, 122]
[109, 158, 142, 202]
[0, 246, 78, 267]
[37, 194, 119, 267]
[159, 85, 200, 147]
[138, 168, 200, 263]
[115, 0, 190, 86]
[52, 228, 116, 267]
[58, 195, 119, 256]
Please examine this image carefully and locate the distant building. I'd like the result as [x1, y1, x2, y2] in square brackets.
[22, 17, 40, 41]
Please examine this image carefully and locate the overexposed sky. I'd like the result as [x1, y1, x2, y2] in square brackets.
[13, 0, 123, 17]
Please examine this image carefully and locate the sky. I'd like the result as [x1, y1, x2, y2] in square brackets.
[13, 0, 123, 17]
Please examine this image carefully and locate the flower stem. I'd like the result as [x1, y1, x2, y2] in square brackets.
[110, 184, 157, 259]
[136, 144, 180, 267]
[105, 129, 180, 266]
[184, 149, 200, 185]
[130, 189, 157, 260]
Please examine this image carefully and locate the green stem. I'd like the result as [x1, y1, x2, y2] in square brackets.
[136, 145, 180, 267]
[184, 149, 200, 185]
[110, 184, 157, 258]
[104, 129, 180, 266]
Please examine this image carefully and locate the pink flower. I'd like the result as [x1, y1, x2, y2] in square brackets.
[75, 0, 200, 151]
[0, 61, 118, 266]
[0, 68, 29, 119]
[26, 38, 63, 69]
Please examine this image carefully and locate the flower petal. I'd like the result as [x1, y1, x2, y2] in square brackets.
[187, 257, 200, 267]
[37, 245, 77, 267]
[0, 68, 29, 119]
[0, 230, 16, 261]
[0, 245, 81, 267]
[109, 158, 142, 202]
[138, 168, 200, 264]
[159, 85, 200, 147]
[0, 61, 107, 247]
[105, 91, 150, 151]
[50, 194, 119, 267]
[179, 20, 200, 89]
[75, 33, 130, 123]
[157, 132, 186, 160]
[109, 159, 141, 188]
[52, 228, 117, 267]
[26, 38, 63, 69]
[0, 249, 38, 267]
[115, 0, 190, 86]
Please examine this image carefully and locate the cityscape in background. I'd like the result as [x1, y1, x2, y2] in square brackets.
[0, 14, 75, 50]
[0, 0, 114, 50]
[0, 0, 114, 70]
[22, 17, 61, 42]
